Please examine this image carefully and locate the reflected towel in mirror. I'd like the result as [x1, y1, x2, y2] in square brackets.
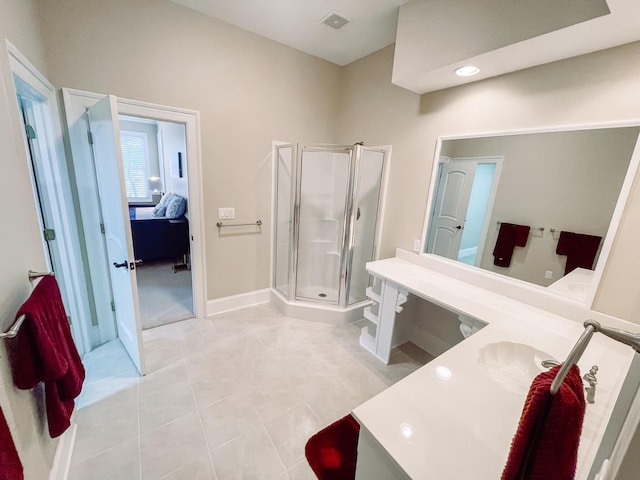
[493, 223, 530, 267]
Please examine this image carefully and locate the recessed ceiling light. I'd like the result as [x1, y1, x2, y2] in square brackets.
[455, 66, 480, 77]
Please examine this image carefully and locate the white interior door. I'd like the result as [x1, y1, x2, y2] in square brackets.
[427, 158, 477, 259]
[88, 95, 146, 375]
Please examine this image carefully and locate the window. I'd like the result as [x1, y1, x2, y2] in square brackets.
[120, 130, 150, 201]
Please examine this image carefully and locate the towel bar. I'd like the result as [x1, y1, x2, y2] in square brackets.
[0, 315, 26, 339]
[216, 219, 262, 228]
[551, 320, 640, 394]
[1, 270, 53, 339]
[496, 221, 544, 232]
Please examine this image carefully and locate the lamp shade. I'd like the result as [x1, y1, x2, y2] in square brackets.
[148, 176, 163, 193]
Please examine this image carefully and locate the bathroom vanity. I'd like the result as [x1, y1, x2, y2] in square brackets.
[352, 250, 638, 479]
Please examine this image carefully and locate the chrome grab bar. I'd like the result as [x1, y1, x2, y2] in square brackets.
[216, 219, 262, 228]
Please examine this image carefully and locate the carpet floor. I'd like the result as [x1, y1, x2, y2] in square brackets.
[136, 260, 194, 329]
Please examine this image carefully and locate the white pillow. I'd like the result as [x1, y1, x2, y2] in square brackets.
[152, 192, 175, 217]
[165, 195, 187, 219]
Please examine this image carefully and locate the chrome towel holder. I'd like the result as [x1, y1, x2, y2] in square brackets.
[1, 270, 53, 339]
[216, 219, 262, 228]
[551, 319, 640, 395]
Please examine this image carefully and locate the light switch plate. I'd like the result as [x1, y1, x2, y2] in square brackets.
[218, 207, 236, 220]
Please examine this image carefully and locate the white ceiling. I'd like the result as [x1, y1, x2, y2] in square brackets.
[169, 0, 640, 93]
[169, 0, 407, 66]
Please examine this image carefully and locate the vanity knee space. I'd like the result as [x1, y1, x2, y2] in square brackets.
[360, 276, 487, 362]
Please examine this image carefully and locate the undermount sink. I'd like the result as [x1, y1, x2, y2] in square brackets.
[477, 341, 555, 395]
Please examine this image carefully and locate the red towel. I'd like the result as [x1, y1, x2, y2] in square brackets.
[556, 231, 602, 275]
[7, 276, 85, 438]
[502, 364, 585, 480]
[0, 406, 23, 480]
[305, 414, 360, 480]
[493, 223, 531, 267]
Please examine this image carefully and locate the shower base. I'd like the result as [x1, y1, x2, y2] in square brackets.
[270, 288, 368, 326]
[295, 286, 339, 303]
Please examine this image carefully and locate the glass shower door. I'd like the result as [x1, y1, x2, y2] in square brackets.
[295, 146, 352, 304]
[273, 144, 294, 297]
[346, 146, 385, 305]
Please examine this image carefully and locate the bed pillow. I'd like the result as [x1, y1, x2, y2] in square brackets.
[165, 195, 187, 219]
[152, 192, 175, 217]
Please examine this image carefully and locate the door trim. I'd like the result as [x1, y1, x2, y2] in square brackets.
[5, 41, 93, 355]
[62, 88, 207, 322]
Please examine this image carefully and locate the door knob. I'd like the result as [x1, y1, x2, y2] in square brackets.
[113, 261, 129, 269]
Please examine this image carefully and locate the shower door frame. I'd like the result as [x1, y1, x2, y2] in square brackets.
[292, 144, 355, 306]
[343, 144, 389, 306]
[272, 143, 389, 308]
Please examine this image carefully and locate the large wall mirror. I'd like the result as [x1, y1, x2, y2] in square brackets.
[422, 124, 640, 305]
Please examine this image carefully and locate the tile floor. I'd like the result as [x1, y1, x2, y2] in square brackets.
[70, 304, 433, 479]
[136, 260, 193, 330]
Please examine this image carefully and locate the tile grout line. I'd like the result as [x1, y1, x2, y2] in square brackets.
[136, 372, 143, 480]
[260, 400, 299, 478]
[185, 357, 219, 480]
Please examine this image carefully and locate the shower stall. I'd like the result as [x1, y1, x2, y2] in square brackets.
[271, 143, 388, 324]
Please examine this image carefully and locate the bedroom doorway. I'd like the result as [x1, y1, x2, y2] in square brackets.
[120, 114, 195, 329]
[62, 88, 207, 360]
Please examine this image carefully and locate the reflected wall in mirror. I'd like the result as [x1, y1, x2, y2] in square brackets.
[423, 126, 640, 300]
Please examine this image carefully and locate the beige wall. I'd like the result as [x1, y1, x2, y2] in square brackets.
[441, 128, 638, 286]
[37, 0, 342, 299]
[0, 0, 59, 477]
[337, 42, 640, 323]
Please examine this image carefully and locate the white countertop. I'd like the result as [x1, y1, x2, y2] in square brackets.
[547, 267, 595, 303]
[353, 253, 635, 479]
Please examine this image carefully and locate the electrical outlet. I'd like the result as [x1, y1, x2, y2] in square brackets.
[413, 238, 421, 252]
[545, 270, 553, 280]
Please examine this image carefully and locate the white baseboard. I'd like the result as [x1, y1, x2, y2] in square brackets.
[49, 423, 77, 480]
[409, 324, 454, 358]
[207, 289, 270, 317]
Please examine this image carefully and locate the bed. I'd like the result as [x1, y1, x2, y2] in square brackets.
[129, 207, 190, 264]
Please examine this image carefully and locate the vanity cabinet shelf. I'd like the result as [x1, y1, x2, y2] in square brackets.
[363, 305, 379, 325]
[359, 274, 408, 363]
[365, 286, 381, 304]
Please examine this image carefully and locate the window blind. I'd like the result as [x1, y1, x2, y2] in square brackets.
[120, 131, 149, 200]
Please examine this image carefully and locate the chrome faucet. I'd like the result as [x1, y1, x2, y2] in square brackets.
[540, 359, 598, 403]
[583, 365, 598, 404]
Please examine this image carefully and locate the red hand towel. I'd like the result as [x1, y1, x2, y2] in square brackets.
[556, 231, 602, 275]
[305, 414, 360, 480]
[502, 364, 585, 480]
[7, 276, 85, 438]
[493, 223, 531, 267]
[0, 406, 23, 480]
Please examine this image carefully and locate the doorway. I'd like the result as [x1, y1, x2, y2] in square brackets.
[427, 156, 502, 265]
[62, 89, 207, 374]
[120, 115, 194, 329]
[7, 43, 93, 355]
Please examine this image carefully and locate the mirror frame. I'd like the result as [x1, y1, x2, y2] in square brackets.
[419, 120, 640, 308]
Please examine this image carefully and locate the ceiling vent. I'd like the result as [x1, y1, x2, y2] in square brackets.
[320, 11, 350, 30]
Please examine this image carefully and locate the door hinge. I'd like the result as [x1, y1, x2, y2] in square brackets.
[43, 228, 56, 241]
[25, 124, 37, 140]
[100, 223, 105, 234]
[111, 300, 116, 312]
[87, 131, 94, 145]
